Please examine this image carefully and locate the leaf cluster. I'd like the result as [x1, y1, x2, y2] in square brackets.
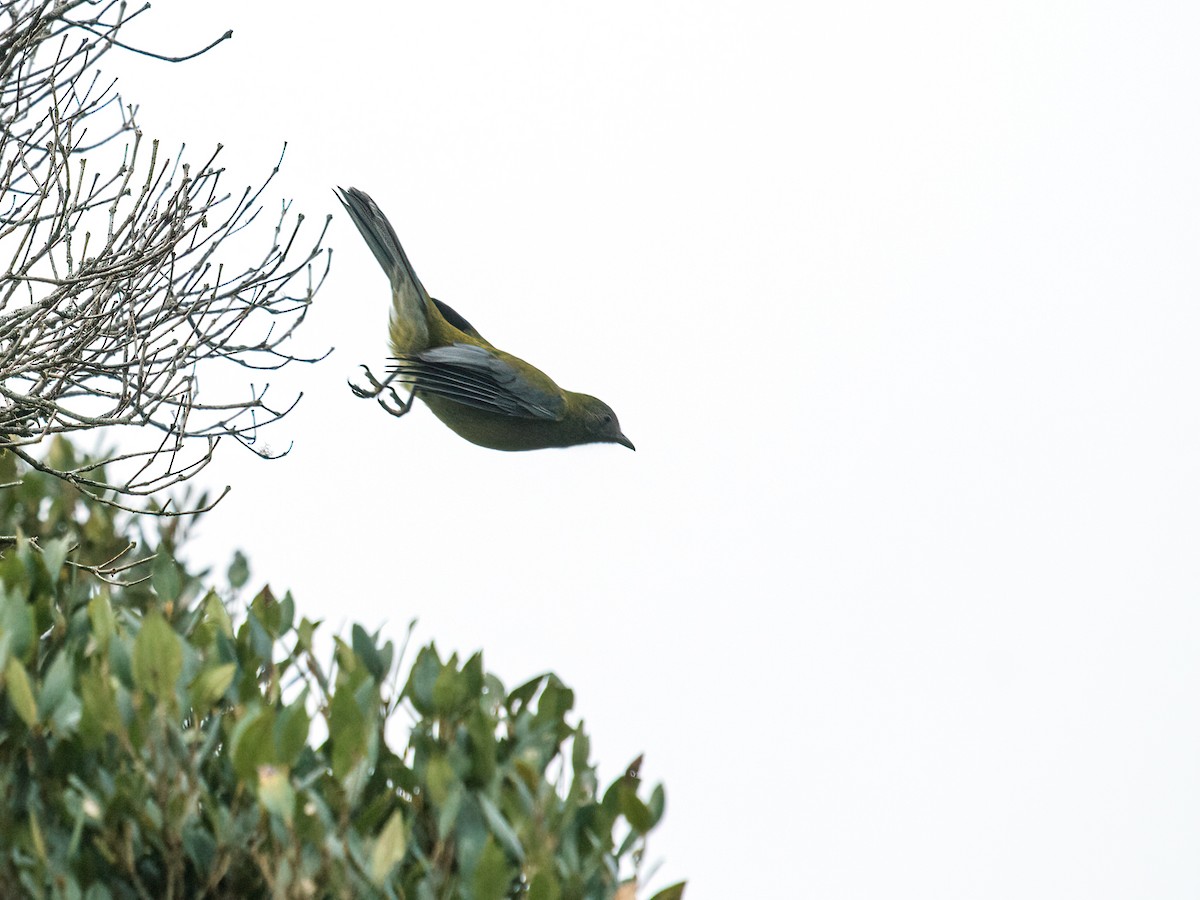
[0, 443, 682, 899]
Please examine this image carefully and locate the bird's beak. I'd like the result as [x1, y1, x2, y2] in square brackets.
[616, 432, 636, 451]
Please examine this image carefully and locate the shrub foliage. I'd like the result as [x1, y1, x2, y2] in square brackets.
[0, 442, 680, 899]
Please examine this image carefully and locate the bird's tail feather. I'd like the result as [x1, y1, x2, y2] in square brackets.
[336, 186, 430, 351]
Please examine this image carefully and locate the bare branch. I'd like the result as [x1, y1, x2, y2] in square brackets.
[0, 1, 332, 514]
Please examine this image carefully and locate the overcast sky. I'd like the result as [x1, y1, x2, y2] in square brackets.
[101, 2, 1200, 897]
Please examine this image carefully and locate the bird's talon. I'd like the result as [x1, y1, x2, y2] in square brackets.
[377, 389, 412, 418]
[349, 364, 389, 399]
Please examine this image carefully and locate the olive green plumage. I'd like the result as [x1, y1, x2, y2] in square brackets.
[336, 187, 633, 452]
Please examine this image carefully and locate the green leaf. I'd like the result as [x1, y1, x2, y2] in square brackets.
[275, 693, 310, 765]
[183, 826, 217, 874]
[378, 639, 394, 682]
[437, 783, 465, 842]
[432, 665, 466, 715]
[151, 550, 183, 602]
[257, 765, 295, 824]
[38, 651, 72, 718]
[425, 754, 456, 807]
[329, 683, 367, 780]
[87, 594, 116, 651]
[295, 617, 317, 652]
[472, 834, 514, 900]
[50, 689, 81, 735]
[41, 536, 70, 585]
[649, 882, 687, 900]
[108, 634, 133, 688]
[352, 624, 386, 681]
[5, 657, 37, 726]
[619, 782, 654, 834]
[406, 644, 442, 715]
[230, 707, 276, 781]
[189, 662, 237, 712]
[477, 794, 525, 863]
[249, 586, 280, 636]
[572, 723, 591, 774]
[507, 674, 545, 712]
[277, 591, 295, 634]
[648, 783, 666, 827]
[0, 589, 34, 662]
[227, 550, 250, 589]
[201, 590, 234, 641]
[29, 805, 46, 862]
[536, 678, 573, 724]
[79, 669, 121, 743]
[528, 870, 562, 900]
[466, 709, 497, 785]
[369, 810, 408, 885]
[462, 651, 484, 698]
[131, 611, 182, 700]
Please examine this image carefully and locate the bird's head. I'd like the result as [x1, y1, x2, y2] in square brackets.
[576, 394, 635, 450]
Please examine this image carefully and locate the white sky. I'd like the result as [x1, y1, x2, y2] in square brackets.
[99, 2, 1200, 897]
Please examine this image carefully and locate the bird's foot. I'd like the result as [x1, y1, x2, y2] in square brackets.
[349, 364, 389, 399]
[377, 384, 413, 418]
[349, 364, 413, 417]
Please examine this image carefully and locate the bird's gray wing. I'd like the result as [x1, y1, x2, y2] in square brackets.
[390, 343, 566, 420]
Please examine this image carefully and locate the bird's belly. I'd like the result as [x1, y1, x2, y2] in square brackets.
[421, 394, 565, 452]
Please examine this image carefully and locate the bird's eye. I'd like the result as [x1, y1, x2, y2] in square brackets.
[602, 414, 612, 426]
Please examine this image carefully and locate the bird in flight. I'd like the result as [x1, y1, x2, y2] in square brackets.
[337, 187, 634, 452]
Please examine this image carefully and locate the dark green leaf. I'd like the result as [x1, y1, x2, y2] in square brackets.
[227, 550, 250, 588]
[572, 723, 591, 774]
[131, 611, 182, 700]
[619, 782, 654, 835]
[189, 662, 236, 712]
[275, 693, 311, 765]
[466, 709, 497, 785]
[230, 707, 276, 781]
[353, 623, 386, 681]
[151, 550, 183, 602]
[648, 783, 666, 828]
[432, 665, 466, 715]
[507, 674, 545, 712]
[38, 651, 72, 717]
[182, 826, 217, 873]
[462, 651, 484, 699]
[406, 644, 442, 715]
[536, 678, 573, 725]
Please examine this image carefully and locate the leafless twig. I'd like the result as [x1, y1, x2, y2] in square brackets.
[0, 1, 332, 514]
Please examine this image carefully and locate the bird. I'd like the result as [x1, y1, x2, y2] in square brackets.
[336, 187, 634, 452]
